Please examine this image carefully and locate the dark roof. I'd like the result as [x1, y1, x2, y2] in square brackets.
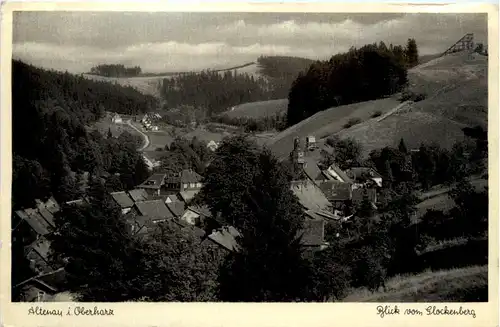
[134, 200, 173, 219]
[128, 189, 149, 202]
[180, 169, 203, 184]
[138, 173, 166, 189]
[346, 167, 382, 180]
[189, 205, 212, 218]
[38, 208, 55, 227]
[318, 181, 352, 202]
[352, 188, 377, 203]
[303, 157, 326, 182]
[25, 236, 51, 262]
[290, 180, 332, 211]
[127, 216, 159, 236]
[205, 226, 241, 252]
[110, 191, 135, 208]
[16, 209, 51, 235]
[326, 164, 353, 183]
[298, 219, 325, 246]
[178, 190, 199, 202]
[44, 197, 60, 214]
[14, 268, 67, 293]
[167, 202, 186, 217]
[166, 194, 182, 202]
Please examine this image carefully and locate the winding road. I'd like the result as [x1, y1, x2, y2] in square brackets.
[126, 119, 150, 151]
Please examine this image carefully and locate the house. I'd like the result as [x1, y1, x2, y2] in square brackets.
[207, 140, 219, 152]
[24, 236, 54, 275]
[151, 126, 159, 131]
[345, 167, 383, 187]
[166, 201, 186, 218]
[306, 135, 318, 151]
[13, 207, 55, 242]
[127, 188, 149, 202]
[165, 194, 181, 204]
[137, 173, 167, 196]
[111, 113, 123, 124]
[110, 191, 135, 214]
[134, 200, 174, 222]
[180, 205, 212, 226]
[14, 268, 67, 302]
[164, 169, 203, 194]
[302, 157, 330, 185]
[290, 137, 306, 165]
[126, 215, 160, 238]
[203, 226, 241, 252]
[318, 180, 353, 209]
[298, 218, 328, 251]
[324, 163, 353, 183]
[290, 180, 333, 212]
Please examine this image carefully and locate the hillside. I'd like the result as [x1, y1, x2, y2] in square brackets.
[338, 51, 487, 155]
[342, 265, 487, 302]
[268, 50, 488, 158]
[223, 99, 289, 119]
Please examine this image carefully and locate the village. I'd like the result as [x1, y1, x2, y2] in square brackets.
[12, 126, 390, 301]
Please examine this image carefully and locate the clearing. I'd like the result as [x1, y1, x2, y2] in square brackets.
[342, 265, 487, 302]
[223, 98, 289, 119]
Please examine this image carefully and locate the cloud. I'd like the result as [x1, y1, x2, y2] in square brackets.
[12, 13, 487, 73]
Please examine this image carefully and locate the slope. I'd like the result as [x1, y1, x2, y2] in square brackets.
[336, 51, 488, 155]
[342, 265, 487, 302]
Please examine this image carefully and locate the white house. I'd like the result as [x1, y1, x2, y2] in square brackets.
[111, 113, 123, 124]
[207, 140, 219, 152]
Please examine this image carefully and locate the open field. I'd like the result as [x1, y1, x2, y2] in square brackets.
[92, 116, 142, 139]
[267, 97, 401, 159]
[333, 51, 487, 155]
[342, 265, 487, 302]
[223, 98, 288, 119]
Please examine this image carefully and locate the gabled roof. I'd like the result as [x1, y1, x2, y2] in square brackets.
[305, 209, 339, 221]
[290, 180, 332, 211]
[138, 173, 166, 189]
[110, 191, 135, 208]
[178, 190, 200, 203]
[188, 205, 212, 218]
[180, 169, 203, 184]
[298, 219, 325, 247]
[44, 197, 60, 214]
[16, 209, 52, 236]
[303, 157, 327, 183]
[206, 226, 241, 252]
[127, 216, 160, 236]
[318, 180, 352, 202]
[346, 167, 383, 180]
[134, 200, 173, 219]
[167, 202, 186, 218]
[166, 194, 181, 202]
[37, 208, 55, 227]
[25, 236, 51, 261]
[128, 188, 149, 202]
[326, 163, 353, 183]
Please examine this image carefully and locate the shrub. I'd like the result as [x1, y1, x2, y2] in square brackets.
[343, 118, 362, 129]
[371, 111, 382, 118]
[400, 90, 427, 102]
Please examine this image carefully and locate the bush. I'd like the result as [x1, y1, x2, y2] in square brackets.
[371, 111, 382, 118]
[400, 90, 427, 102]
[343, 118, 362, 129]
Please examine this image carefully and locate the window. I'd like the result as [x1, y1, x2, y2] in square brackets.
[183, 183, 188, 189]
[189, 183, 195, 188]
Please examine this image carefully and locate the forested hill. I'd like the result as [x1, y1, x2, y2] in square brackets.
[12, 60, 151, 210]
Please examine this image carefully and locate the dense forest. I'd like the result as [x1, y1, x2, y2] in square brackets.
[159, 55, 315, 119]
[287, 39, 418, 126]
[159, 70, 274, 116]
[89, 64, 142, 77]
[11, 60, 152, 210]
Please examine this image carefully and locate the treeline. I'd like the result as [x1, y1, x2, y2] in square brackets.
[212, 113, 287, 132]
[160, 70, 275, 116]
[256, 55, 316, 99]
[89, 64, 142, 77]
[287, 39, 419, 126]
[11, 60, 151, 210]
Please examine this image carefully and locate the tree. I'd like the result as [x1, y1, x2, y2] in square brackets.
[107, 127, 113, 139]
[398, 138, 408, 154]
[137, 222, 225, 301]
[48, 181, 144, 301]
[326, 136, 362, 170]
[475, 43, 484, 54]
[199, 135, 313, 301]
[405, 38, 419, 67]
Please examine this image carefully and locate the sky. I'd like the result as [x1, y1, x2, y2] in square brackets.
[13, 12, 488, 74]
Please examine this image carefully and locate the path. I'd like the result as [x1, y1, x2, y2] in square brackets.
[126, 119, 150, 151]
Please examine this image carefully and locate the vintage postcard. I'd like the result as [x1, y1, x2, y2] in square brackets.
[0, 2, 498, 327]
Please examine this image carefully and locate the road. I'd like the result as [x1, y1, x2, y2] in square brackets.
[126, 119, 150, 151]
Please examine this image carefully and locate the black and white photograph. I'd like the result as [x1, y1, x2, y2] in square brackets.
[9, 10, 490, 304]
